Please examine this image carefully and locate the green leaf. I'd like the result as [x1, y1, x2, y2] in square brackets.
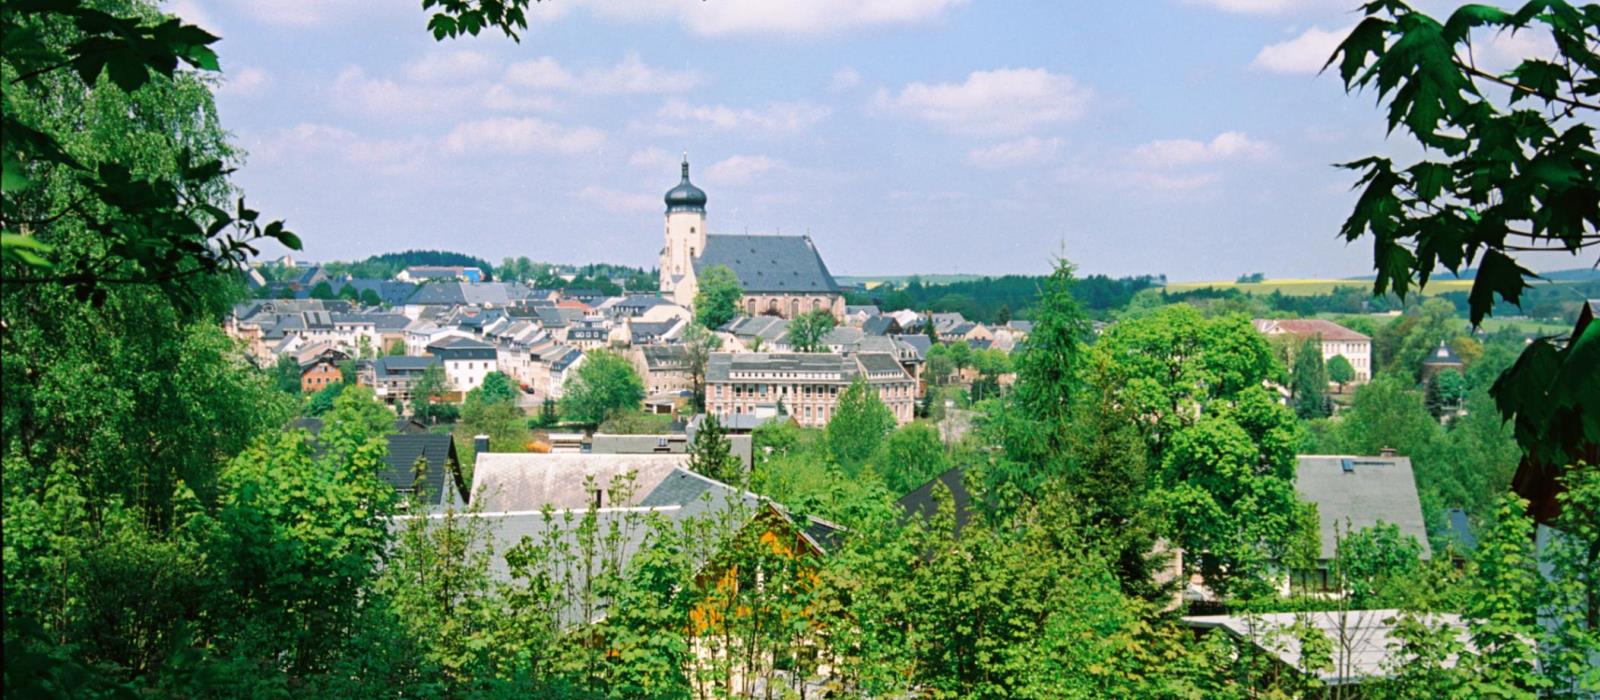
[1467, 249, 1534, 325]
[1, 155, 30, 192]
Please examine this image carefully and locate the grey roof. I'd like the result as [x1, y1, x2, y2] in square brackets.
[818, 326, 864, 347]
[1423, 341, 1464, 366]
[1446, 508, 1477, 554]
[845, 304, 880, 316]
[428, 336, 497, 360]
[694, 234, 840, 294]
[707, 352, 853, 382]
[725, 315, 789, 340]
[861, 316, 898, 336]
[470, 453, 689, 511]
[550, 346, 583, 371]
[1295, 455, 1432, 560]
[1182, 610, 1470, 686]
[894, 334, 932, 357]
[1007, 320, 1034, 333]
[640, 344, 691, 369]
[857, 352, 908, 375]
[897, 466, 973, 532]
[685, 412, 784, 434]
[384, 433, 466, 508]
[374, 355, 439, 378]
[340, 279, 418, 306]
[405, 282, 525, 306]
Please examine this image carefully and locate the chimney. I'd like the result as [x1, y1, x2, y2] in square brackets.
[474, 434, 490, 455]
[1378, 446, 1397, 457]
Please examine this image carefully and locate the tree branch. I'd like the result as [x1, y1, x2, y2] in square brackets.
[1454, 58, 1600, 112]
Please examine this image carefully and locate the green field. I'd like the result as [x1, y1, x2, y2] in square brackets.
[1162, 278, 1478, 296]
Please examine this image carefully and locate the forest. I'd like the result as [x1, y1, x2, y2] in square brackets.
[3, 0, 1598, 698]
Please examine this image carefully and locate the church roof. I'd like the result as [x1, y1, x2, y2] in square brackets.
[664, 157, 707, 213]
[694, 234, 841, 294]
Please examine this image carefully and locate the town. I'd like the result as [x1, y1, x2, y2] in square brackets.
[4, 1, 1598, 698]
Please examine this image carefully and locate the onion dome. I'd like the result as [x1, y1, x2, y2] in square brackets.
[664, 154, 707, 213]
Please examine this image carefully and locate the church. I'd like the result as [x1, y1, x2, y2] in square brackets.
[657, 156, 845, 321]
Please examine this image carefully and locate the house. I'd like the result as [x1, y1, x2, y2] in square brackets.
[384, 433, 467, 511]
[719, 315, 789, 352]
[704, 351, 917, 427]
[296, 343, 348, 392]
[1292, 454, 1432, 590]
[396, 265, 483, 283]
[370, 355, 442, 407]
[897, 466, 974, 533]
[656, 156, 845, 320]
[843, 305, 881, 325]
[546, 346, 585, 400]
[427, 336, 498, 393]
[632, 344, 694, 396]
[1182, 610, 1472, 687]
[1253, 319, 1373, 385]
[1421, 341, 1465, 381]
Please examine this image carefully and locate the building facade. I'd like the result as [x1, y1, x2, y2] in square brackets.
[427, 336, 498, 392]
[656, 156, 845, 320]
[704, 352, 916, 428]
[1253, 319, 1373, 385]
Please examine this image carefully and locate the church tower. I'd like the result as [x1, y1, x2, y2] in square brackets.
[659, 153, 707, 295]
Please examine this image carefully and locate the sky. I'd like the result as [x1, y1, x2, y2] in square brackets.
[171, 0, 1574, 281]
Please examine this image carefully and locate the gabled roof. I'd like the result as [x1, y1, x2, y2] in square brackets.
[694, 234, 841, 294]
[405, 282, 526, 307]
[384, 433, 466, 508]
[1182, 610, 1470, 686]
[1253, 318, 1370, 342]
[1295, 455, 1432, 560]
[861, 316, 899, 336]
[897, 466, 974, 533]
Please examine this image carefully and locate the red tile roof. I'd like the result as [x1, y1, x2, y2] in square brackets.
[1254, 319, 1370, 341]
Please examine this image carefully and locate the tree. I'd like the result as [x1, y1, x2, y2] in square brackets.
[996, 304, 1012, 325]
[459, 398, 529, 463]
[307, 381, 346, 416]
[559, 349, 644, 426]
[681, 322, 721, 410]
[825, 377, 896, 473]
[1328, 3, 1599, 473]
[386, 339, 406, 356]
[1327, 354, 1355, 392]
[469, 370, 517, 408]
[2, 0, 299, 302]
[411, 362, 453, 423]
[693, 264, 741, 329]
[359, 288, 382, 307]
[274, 353, 303, 393]
[687, 414, 741, 484]
[310, 280, 335, 299]
[787, 309, 836, 352]
[925, 345, 956, 386]
[337, 283, 359, 301]
[1426, 369, 1467, 418]
[1291, 336, 1330, 419]
[869, 422, 949, 495]
[1335, 522, 1425, 607]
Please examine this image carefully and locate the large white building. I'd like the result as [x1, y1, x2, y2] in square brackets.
[657, 156, 845, 320]
[1254, 319, 1373, 385]
[704, 352, 916, 428]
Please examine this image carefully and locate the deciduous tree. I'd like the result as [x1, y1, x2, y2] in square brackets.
[693, 264, 741, 329]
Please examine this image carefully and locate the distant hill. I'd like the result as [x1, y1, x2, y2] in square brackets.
[1340, 267, 1600, 282]
[835, 274, 988, 289]
[326, 250, 496, 280]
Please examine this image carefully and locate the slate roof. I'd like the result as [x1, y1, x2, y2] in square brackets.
[1446, 508, 1476, 554]
[470, 453, 689, 511]
[1295, 455, 1432, 560]
[694, 234, 841, 294]
[861, 316, 898, 336]
[340, 279, 418, 306]
[897, 466, 974, 533]
[845, 305, 881, 317]
[406, 282, 527, 306]
[857, 352, 908, 375]
[894, 334, 932, 358]
[1423, 342, 1464, 366]
[427, 336, 497, 360]
[373, 355, 439, 379]
[1182, 610, 1471, 686]
[384, 433, 466, 508]
[640, 344, 691, 370]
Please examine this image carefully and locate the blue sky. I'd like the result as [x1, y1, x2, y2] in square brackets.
[174, 0, 1571, 281]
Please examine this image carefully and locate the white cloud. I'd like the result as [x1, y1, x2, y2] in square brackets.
[628, 147, 680, 171]
[1131, 131, 1272, 167]
[1251, 25, 1351, 74]
[406, 49, 494, 83]
[967, 136, 1064, 168]
[220, 0, 399, 26]
[442, 117, 606, 156]
[580, 0, 967, 36]
[164, 0, 221, 34]
[504, 53, 700, 94]
[705, 155, 783, 185]
[576, 185, 659, 213]
[830, 67, 863, 91]
[877, 68, 1091, 136]
[331, 66, 474, 120]
[1472, 27, 1557, 73]
[481, 84, 561, 112]
[654, 99, 831, 134]
[252, 123, 427, 175]
[1183, 0, 1345, 15]
[219, 66, 271, 97]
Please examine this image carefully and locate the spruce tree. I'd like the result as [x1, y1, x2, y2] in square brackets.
[687, 414, 741, 484]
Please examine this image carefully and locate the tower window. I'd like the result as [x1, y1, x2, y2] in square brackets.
[690, 227, 696, 233]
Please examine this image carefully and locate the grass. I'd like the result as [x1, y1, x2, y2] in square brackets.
[1162, 277, 1478, 296]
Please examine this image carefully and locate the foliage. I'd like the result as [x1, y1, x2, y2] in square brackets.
[692, 264, 741, 329]
[467, 370, 517, 409]
[1, 0, 299, 307]
[868, 421, 949, 495]
[458, 396, 529, 464]
[559, 349, 644, 426]
[1335, 521, 1425, 608]
[846, 272, 1160, 322]
[1290, 335, 1329, 419]
[1327, 353, 1355, 391]
[1330, 0, 1599, 489]
[306, 380, 345, 416]
[327, 248, 494, 281]
[1539, 463, 1600, 696]
[687, 414, 741, 484]
[274, 353, 303, 393]
[409, 362, 454, 424]
[680, 322, 719, 410]
[825, 377, 896, 474]
[1463, 494, 1545, 697]
[786, 308, 836, 352]
[596, 410, 673, 435]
